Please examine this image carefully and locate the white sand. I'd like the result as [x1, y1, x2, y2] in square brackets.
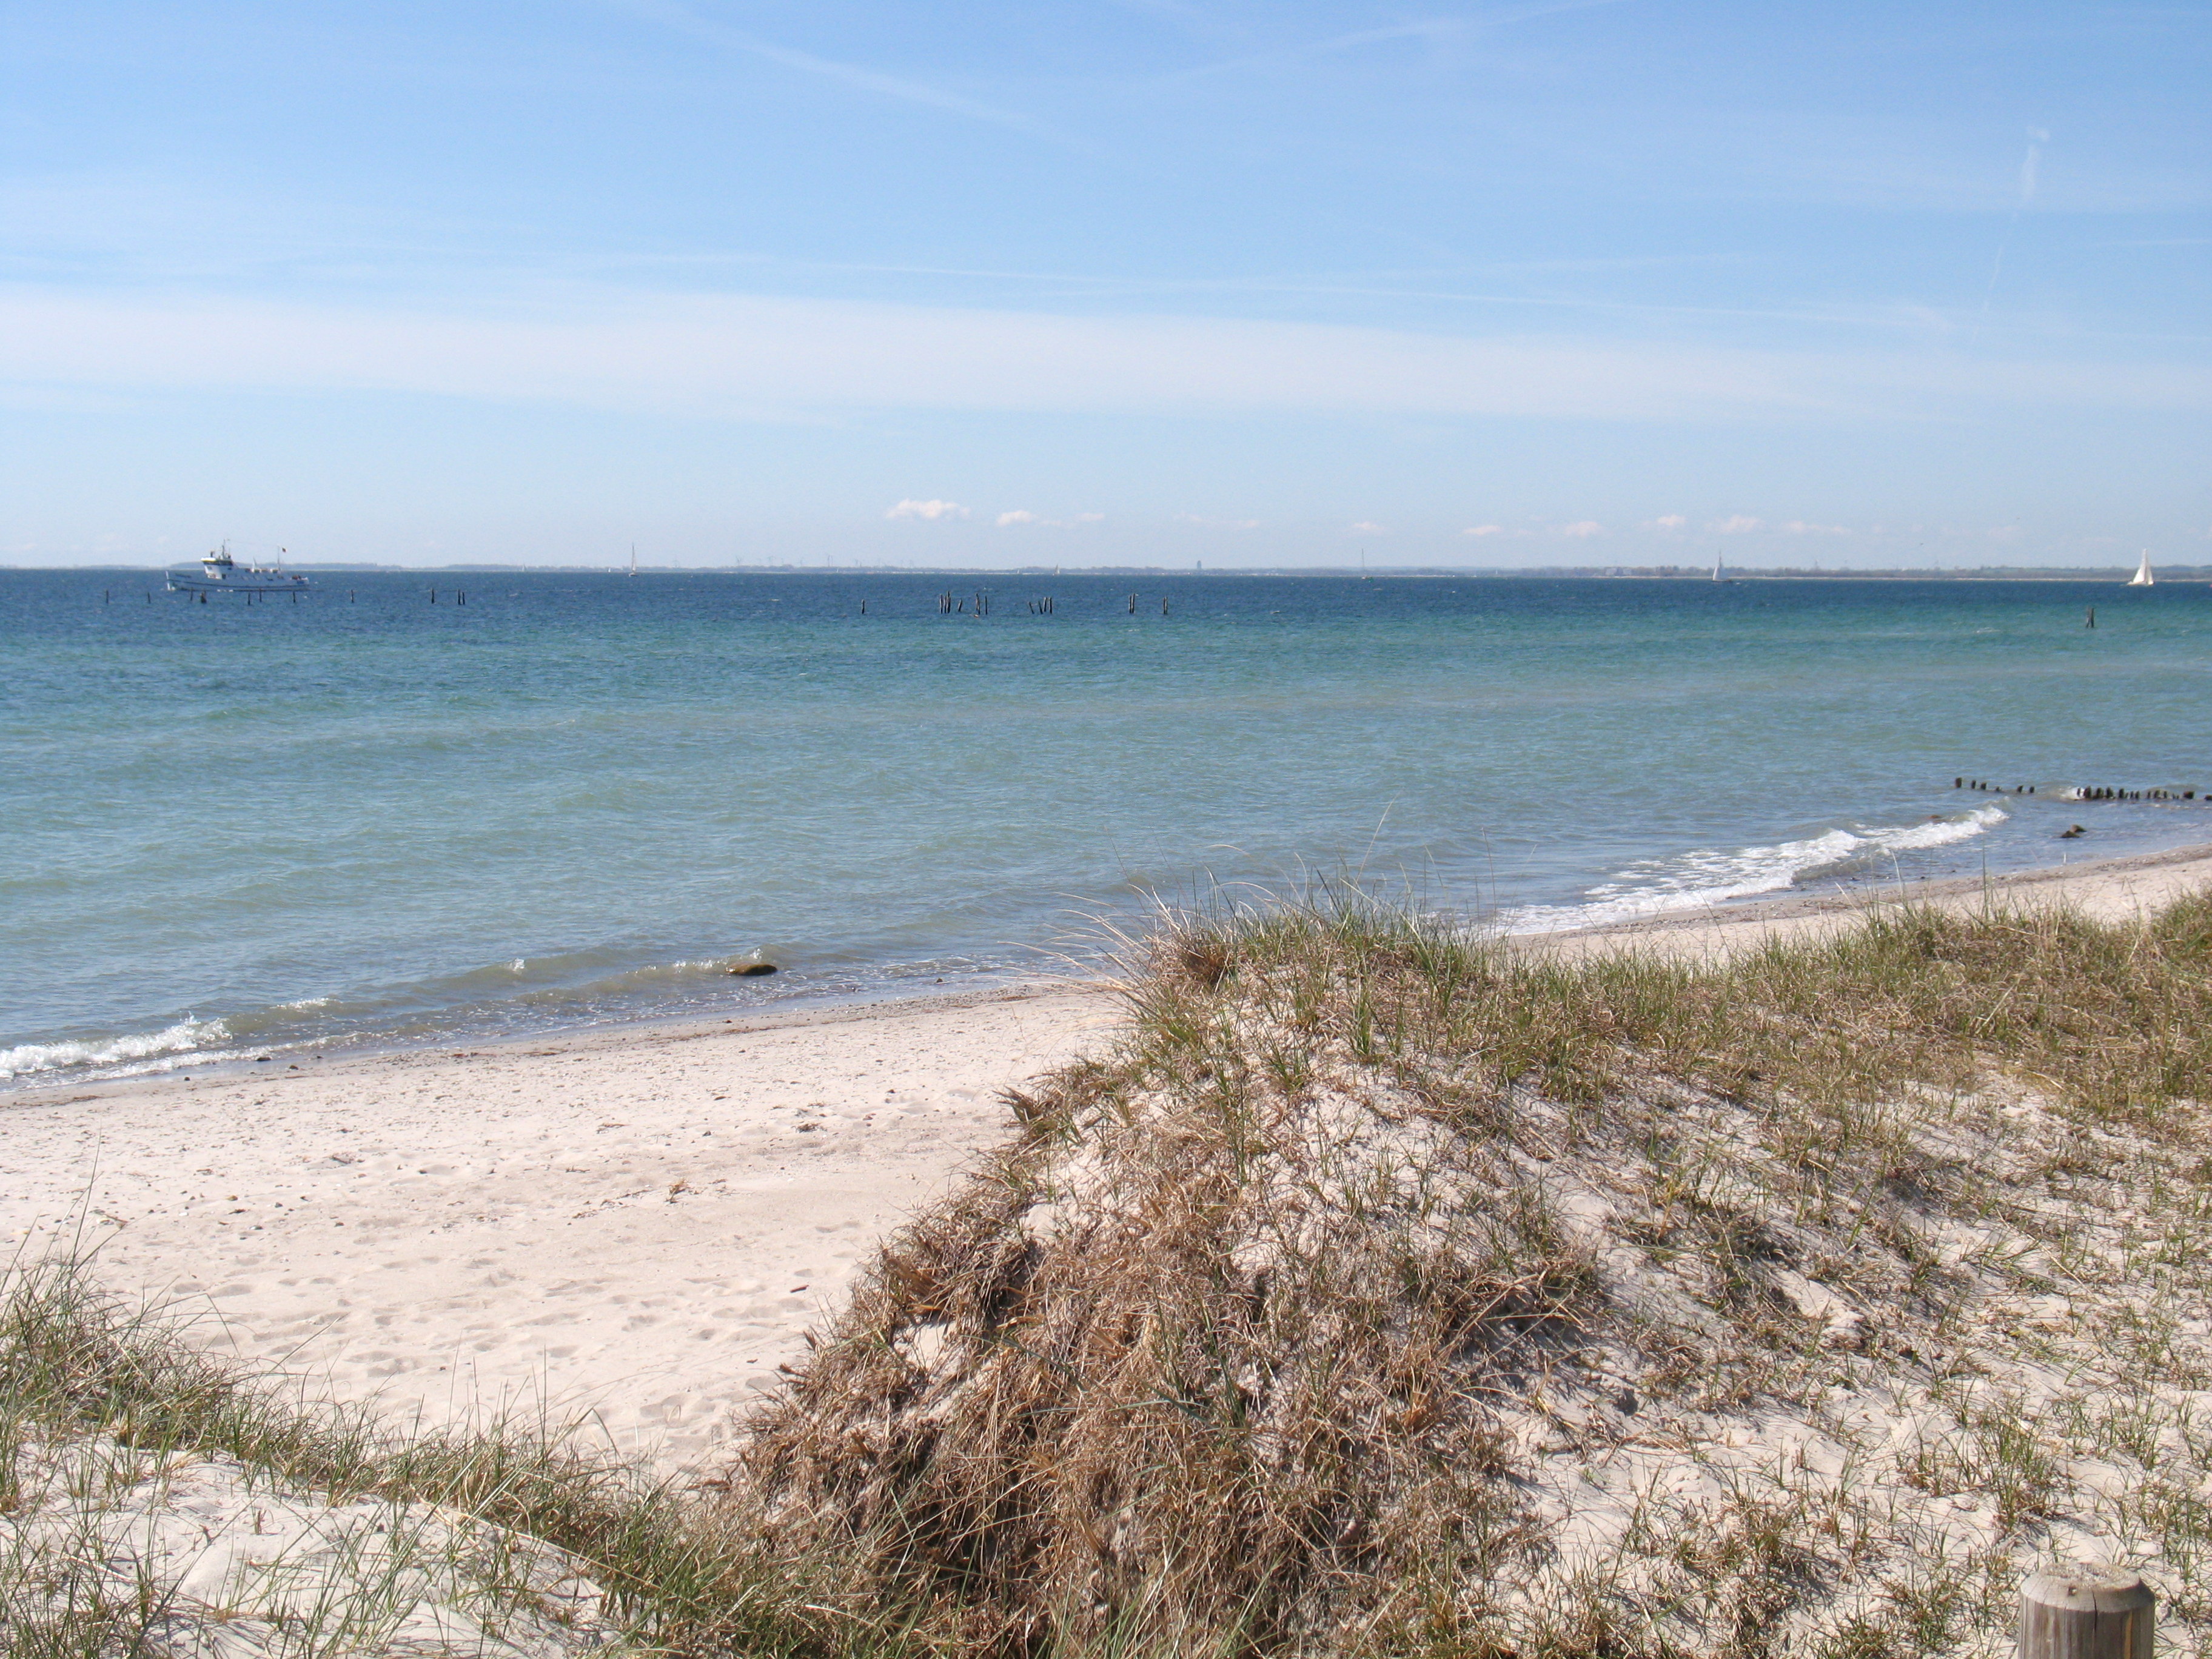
[0, 986, 1117, 1469]
[5, 842, 2208, 1474]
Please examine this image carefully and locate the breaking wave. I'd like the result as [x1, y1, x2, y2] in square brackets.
[0, 1018, 230, 1080]
[1501, 805, 2009, 934]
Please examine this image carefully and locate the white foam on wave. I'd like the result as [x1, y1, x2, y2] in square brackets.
[0, 1017, 230, 1080]
[1501, 805, 2009, 936]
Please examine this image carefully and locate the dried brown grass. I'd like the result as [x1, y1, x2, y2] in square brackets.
[724, 888, 2212, 1657]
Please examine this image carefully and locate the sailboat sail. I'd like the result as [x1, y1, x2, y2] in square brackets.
[2129, 551, 2154, 587]
[1712, 551, 1723, 581]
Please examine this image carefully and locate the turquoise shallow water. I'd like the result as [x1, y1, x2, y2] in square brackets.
[5, 569, 2210, 1082]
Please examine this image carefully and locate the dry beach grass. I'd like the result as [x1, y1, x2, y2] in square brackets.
[734, 887, 2212, 1656]
[13, 883, 2212, 1655]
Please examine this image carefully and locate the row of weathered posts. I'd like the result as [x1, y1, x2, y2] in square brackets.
[116, 589, 1194, 617]
[1956, 777, 2198, 802]
[928, 592, 1175, 617]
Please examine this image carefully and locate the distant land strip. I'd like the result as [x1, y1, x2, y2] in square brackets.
[16, 562, 2212, 580]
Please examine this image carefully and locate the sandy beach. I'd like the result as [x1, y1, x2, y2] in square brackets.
[0, 985, 1119, 1468]
[5, 841, 2208, 1472]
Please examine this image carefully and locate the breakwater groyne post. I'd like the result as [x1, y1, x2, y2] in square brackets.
[1953, 779, 2198, 802]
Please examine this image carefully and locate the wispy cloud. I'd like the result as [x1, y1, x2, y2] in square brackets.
[1981, 126, 2054, 318]
[1177, 513, 1261, 529]
[1712, 514, 1764, 534]
[1462, 523, 1506, 536]
[1779, 519, 1849, 535]
[1646, 514, 1687, 530]
[1350, 521, 1389, 535]
[1165, 0, 1632, 83]
[1558, 520, 1604, 538]
[2020, 128, 2050, 205]
[7, 287, 2210, 423]
[997, 509, 1104, 527]
[608, 0, 1042, 132]
[887, 498, 968, 521]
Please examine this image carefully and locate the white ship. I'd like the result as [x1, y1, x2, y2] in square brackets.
[167, 543, 310, 596]
[2127, 550, 2154, 588]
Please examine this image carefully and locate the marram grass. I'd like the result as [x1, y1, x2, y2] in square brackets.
[736, 889, 2212, 1657]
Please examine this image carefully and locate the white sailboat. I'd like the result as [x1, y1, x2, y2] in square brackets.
[2128, 550, 2154, 587]
[628, 543, 638, 577]
[1712, 551, 1723, 581]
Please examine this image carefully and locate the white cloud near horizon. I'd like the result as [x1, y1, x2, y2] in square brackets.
[886, 498, 968, 520]
[1649, 513, 1687, 529]
[1462, 524, 1506, 536]
[1712, 514, 1764, 533]
[1350, 521, 1387, 535]
[7, 286, 2211, 426]
[1559, 520, 1604, 537]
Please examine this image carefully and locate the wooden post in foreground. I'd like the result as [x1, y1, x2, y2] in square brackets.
[2020, 1568, 2153, 1659]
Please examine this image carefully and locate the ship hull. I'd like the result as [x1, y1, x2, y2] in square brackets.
[167, 572, 310, 594]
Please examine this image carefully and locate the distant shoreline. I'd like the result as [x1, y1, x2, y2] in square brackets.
[8, 564, 2207, 581]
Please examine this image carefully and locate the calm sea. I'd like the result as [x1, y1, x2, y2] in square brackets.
[6, 569, 2209, 1084]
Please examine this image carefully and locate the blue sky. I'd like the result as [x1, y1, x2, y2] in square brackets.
[4, 1, 2208, 568]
